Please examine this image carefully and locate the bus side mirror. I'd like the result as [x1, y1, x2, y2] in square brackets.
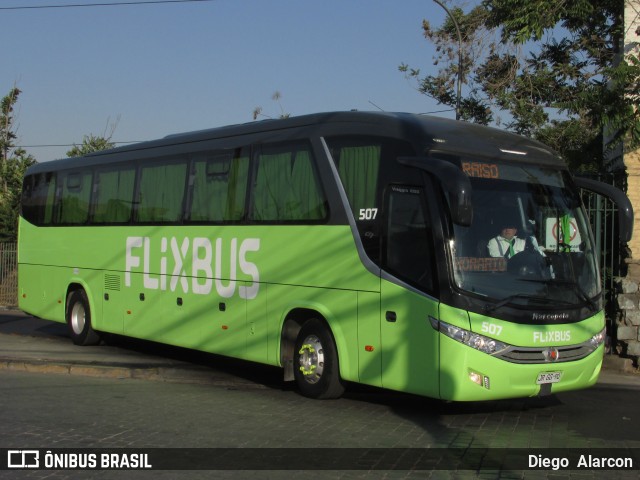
[398, 157, 473, 226]
[574, 177, 634, 244]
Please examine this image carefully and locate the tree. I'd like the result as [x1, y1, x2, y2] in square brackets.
[0, 88, 36, 241]
[400, 0, 640, 172]
[66, 117, 119, 157]
[401, 4, 495, 125]
[2, 87, 24, 192]
[66, 134, 115, 157]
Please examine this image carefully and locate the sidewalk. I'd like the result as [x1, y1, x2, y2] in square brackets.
[0, 309, 271, 388]
[1, 308, 639, 390]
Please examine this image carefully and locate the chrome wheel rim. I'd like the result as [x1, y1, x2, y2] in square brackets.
[298, 334, 324, 384]
[70, 302, 86, 335]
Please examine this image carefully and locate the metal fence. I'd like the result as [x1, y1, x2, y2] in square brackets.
[0, 242, 17, 307]
[580, 176, 623, 316]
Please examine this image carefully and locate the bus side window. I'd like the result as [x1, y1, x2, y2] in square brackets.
[137, 160, 188, 223]
[188, 148, 250, 223]
[384, 186, 436, 294]
[325, 136, 416, 264]
[93, 168, 135, 224]
[333, 144, 380, 220]
[252, 143, 327, 222]
[58, 171, 93, 224]
[22, 172, 56, 226]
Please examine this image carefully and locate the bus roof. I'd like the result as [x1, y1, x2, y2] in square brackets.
[27, 111, 564, 174]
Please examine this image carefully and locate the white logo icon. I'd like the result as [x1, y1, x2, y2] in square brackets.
[8, 450, 40, 468]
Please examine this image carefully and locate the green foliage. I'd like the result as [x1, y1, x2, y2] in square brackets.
[66, 134, 115, 157]
[598, 52, 640, 152]
[0, 88, 36, 241]
[401, 0, 639, 172]
[1, 87, 21, 159]
[0, 149, 36, 241]
[400, 6, 494, 124]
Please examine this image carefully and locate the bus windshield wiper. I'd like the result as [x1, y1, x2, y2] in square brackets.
[521, 278, 598, 312]
[550, 280, 597, 312]
[484, 294, 559, 314]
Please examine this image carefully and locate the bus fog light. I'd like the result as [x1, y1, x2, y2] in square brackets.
[468, 370, 490, 389]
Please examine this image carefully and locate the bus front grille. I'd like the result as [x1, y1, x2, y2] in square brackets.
[494, 343, 596, 364]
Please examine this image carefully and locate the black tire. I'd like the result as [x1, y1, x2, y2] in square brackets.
[66, 289, 101, 346]
[293, 319, 345, 399]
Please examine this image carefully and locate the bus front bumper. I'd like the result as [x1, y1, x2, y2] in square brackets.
[438, 335, 604, 401]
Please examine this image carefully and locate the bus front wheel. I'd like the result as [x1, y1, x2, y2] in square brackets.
[66, 289, 101, 346]
[293, 319, 345, 399]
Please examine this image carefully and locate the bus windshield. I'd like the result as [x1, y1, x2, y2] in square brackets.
[450, 161, 600, 311]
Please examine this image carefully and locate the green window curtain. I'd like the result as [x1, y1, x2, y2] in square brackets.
[337, 145, 380, 214]
[289, 151, 325, 220]
[225, 156, 249, 221]
[253, 146, 326, 222]
[138, 162, 187, 223]
[93, 169, 135, 223]
[191, 160, 227, 222]
[189, 154, 249, 222]
[43, 173, 56, 225]
[254, 151, 294, 221]
[59, 171, 92, 224]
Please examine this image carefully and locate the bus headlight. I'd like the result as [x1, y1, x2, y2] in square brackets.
[434, 320, 509, 355]
[589, 327, 606, 349]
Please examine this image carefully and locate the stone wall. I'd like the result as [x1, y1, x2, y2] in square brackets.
[616, 146, 640, 364]
[614, 2, 640, 366]
[615, 264, 640, 360]
[624, 148, 640, 258]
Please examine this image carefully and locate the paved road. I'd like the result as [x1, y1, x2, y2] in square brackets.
[1, 310, 640, 479]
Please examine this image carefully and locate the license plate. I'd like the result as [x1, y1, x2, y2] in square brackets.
[536, 371, 562, 385]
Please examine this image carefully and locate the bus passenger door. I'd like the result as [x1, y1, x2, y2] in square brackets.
[380, 185, 440, 398]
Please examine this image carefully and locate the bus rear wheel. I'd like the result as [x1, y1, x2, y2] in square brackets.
[293, 319, 345, 399]
[66, 289, 101, 346]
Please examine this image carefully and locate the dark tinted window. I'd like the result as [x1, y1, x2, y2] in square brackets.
[384, 185, 436, 294]
[21, 172, 57, 225]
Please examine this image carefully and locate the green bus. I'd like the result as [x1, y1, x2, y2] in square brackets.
[18, 112, 633, 401]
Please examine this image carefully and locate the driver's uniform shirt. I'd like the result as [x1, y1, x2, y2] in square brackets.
[487, 235, 525, 258]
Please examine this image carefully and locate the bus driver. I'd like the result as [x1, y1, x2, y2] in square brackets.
[487, 219, 546, 259]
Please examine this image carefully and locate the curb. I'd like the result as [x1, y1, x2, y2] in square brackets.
[0, 358, 268, 389]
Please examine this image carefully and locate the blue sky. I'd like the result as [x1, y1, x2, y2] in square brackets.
[4, 0, 455, 162]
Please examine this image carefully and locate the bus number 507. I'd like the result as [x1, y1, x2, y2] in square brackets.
[359, 208, 378, 220]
